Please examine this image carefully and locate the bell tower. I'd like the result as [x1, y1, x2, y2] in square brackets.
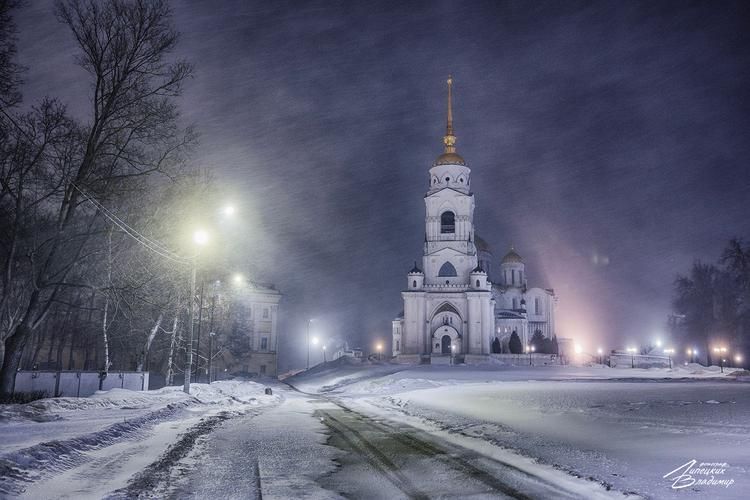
[423, 76, 477, 285]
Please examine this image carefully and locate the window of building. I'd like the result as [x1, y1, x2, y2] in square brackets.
[413, 280, 417, 288]
[440, 211, 455, 233]
[396, 340, 400, 351]
[476, 279, 480, 287]
[261, 337, 268, 350]
[260, 365, 266, 375]
[535, 298, 541, 315]
[512, 269, 516, 285]
[513, 298, 518, 309]
[438, 261, 457, 277]
[263, 308, 269, 319]
[520, 271, 524, 283]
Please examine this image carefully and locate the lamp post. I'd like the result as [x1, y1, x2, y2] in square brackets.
[597, 348, 603, 365]
[208, 331, 216, 384]
[184, 229, 208, 394]
[376, 343, 383, 361]
[714, 346, 728, 373]
[664, 348, 674, 369]
[306, 319, 314, 370]
[451, 344, 455, 365]
[627, 347, 637, 368]
[323, 345, 327, 363]
[735, 354, 743, 368]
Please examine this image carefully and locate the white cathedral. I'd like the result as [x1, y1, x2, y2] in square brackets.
[391, 78, 557, 361]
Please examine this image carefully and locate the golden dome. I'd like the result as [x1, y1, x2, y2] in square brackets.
[434, 151, 466, 166]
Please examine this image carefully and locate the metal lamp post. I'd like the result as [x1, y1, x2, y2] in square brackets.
[207, 331, 216, 384]
[306, 319, 314, 370]
[627, 347, 637, 368]
[183, 229, 209, 394]
[664, 348, 674, 369]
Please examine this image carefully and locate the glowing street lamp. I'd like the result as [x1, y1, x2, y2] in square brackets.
[450, 343, 456, 365]
[713, 346, 728, 373]
[222, 205, 236, 216]
[627, 347, 637, 368]
[735, 354, 743, 367]
[376, 343, 383, 361]
[306, 318, 314, 370]
[597, 347, 603, 365]
[184, 229, 210, 394]
[663, 348, 674, 369]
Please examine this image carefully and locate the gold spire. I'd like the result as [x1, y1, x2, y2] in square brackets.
[443, 75, 457, 153]
[433, 75, 465, 166]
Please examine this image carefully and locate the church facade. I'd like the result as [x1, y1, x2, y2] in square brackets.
[392, 78, 556, 361]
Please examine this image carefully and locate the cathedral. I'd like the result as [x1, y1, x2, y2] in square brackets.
[391, 78, 557, 361]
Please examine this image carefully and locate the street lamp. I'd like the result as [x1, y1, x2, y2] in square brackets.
[223, 205, 236, 216]
[376, 343, 383, 361]
[208, 331, 216, 384]
[597, 347, 603, 365]
[306, 318, 314, 370]
[713, 346, 728, 373]
[663, 348, 674, 369]
[529, 344, 535, 366]
[735, 354, 743, 367]
[184, 229, 209, 394]
[627, 347, 637, 368]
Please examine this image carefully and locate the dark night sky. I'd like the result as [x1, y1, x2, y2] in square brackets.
[15, 0, 750, 368]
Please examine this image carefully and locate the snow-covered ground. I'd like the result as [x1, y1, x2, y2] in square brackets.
[0, 380, 280, 498]
[289, 360, 749, 499]
[1, 361, 747, 499]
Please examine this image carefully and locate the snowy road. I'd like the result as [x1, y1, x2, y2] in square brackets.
[2, 365, 747, 499]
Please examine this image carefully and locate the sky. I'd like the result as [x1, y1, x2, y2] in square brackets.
[14, 0, 750, 368]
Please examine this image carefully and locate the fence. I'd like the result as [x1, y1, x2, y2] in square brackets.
[13, 371, 150, 398]
[608, 353, 671, 368]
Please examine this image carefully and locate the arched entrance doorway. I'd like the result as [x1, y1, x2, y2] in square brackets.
[441, 335, 452, 354]
[431, 325, 460, 354]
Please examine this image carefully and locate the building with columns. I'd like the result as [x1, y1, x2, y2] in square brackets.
[392, 78, 556, 361]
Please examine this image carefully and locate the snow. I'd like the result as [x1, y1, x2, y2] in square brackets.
[1, 363, 747, 498]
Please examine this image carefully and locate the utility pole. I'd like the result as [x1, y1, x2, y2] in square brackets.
[183, 259, 197, 394]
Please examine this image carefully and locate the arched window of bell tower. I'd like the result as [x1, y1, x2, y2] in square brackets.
[440, 211, 455, 233]
[438, 261, 457, 277]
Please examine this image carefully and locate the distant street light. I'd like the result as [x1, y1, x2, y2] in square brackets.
[232, 273, 244, 286]
[306, 318, 314, 370]
[223, 205, 236, 216]
[655, 339, 662, 348]
[597, 347, 603, 365]
[627, 347, 637, 368]
[184, 229, 209, 394]
[664, 348, 674, 369]
[376, 343, 383, 361]
[735, 354, 743, 367]
[714, 346, 728, 373]
[208, 331, 216, 384]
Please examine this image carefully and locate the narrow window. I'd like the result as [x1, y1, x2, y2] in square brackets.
[396, 340, 400, 351]
[476, 279, 480, 287]
[413, 280, 417, 288]
[440, 211, 455, 234]
[263, 308, 269, 319]
[261, 337, 268, 350]
[512, 269, 516, 285]
[260, 365, 266, 375]
[513, 298, 518, 309]
[535, 298, 541, 315]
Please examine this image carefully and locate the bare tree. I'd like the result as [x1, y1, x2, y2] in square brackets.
[0, 0, 194, 395]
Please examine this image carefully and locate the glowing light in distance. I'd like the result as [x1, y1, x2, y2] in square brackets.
[597, 348, 603, 355]
[574, 344, 582, 354]
[232, 273, 244, 285]
[312, 337, 319, 345]
[193, 229, 209, 245]
[223, 205, 235, 216]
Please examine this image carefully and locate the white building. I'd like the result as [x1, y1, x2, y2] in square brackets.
[392, 78, 557, 360]
[220, 281, 282, 377]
